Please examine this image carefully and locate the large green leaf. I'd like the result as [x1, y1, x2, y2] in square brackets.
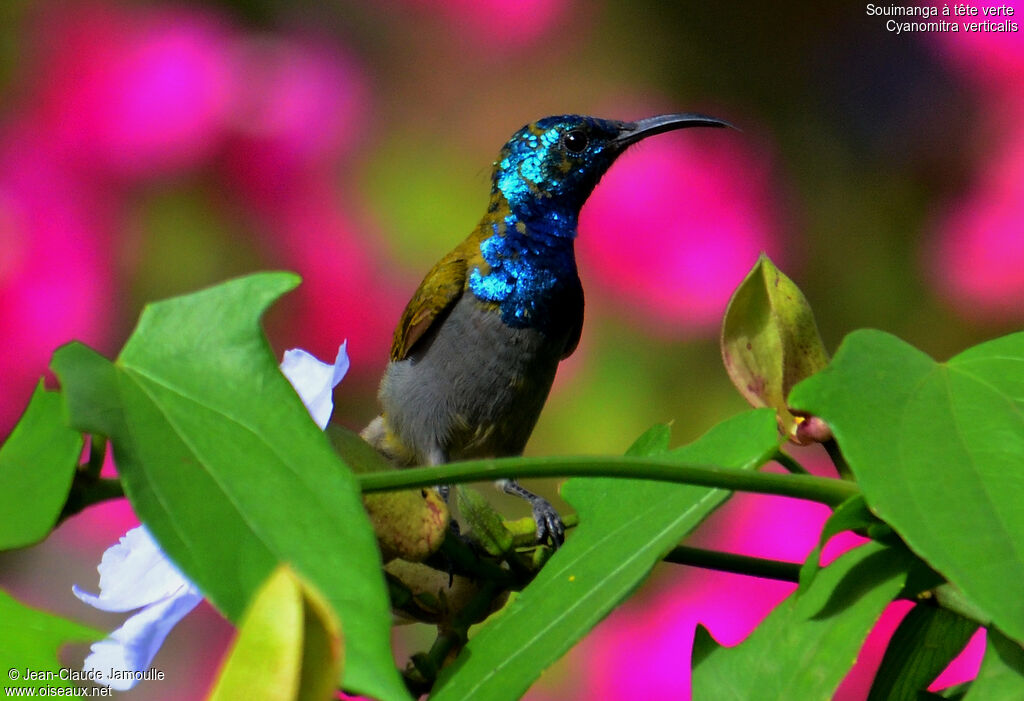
[0, 588, 101, 689]
[51, 273, 409, 701]
[867, 603, 978, 701]
[797, 495, 876, 594]
[431, 409, 782, 701]
[790, 329, 1024, 643]
[963, 630, 1024, 700]
[0, 382, 83, 550]
[692, 541, 912, 699]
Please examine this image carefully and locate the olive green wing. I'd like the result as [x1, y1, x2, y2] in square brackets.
[390, 248, 468, 361]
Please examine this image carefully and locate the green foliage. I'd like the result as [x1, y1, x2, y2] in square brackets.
[4, 262, 1024, 698]
[692, 541, 913, 699]
[0, 382, 82, 550]
[963, 630, 1024, 700]
[0, 588, 101, 688]
[791, 329, 1024, 643]
[431, 410, 782, 701]
[51, 274, 408, 701]
[797, 494, 877, 593]
[868, 603, 978, 701]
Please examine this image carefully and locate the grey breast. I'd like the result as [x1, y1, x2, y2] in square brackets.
[379, 293, 567, 463]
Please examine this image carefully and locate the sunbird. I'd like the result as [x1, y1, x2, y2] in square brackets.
[363, 113, 730, 546]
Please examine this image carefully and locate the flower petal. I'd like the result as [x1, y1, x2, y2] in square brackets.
[73, 525, 196, 613]
[279, 341, 349, 430]
[82, 585, 203, 690]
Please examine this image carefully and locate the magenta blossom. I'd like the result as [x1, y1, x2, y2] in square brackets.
[224, 34, 368, 195]
[578, 123, 787, 337]
[261, 186, 405, 371]
[929, 0, 1023, 96]
[924, 1, 1024, 322]
[0, 133, 114, 434]
[31, 2, 238, 180]
[928, 123, 1024, 321]
[404, 0, 571, 50]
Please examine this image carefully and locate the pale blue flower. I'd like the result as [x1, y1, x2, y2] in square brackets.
[72, 526, 202, 690]
[279, 341, 349, 430]
[74, 343, 349, 689]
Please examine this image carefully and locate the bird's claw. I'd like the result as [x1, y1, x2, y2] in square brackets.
[501, 479, 565, 549]
[530, 496, 565, 549]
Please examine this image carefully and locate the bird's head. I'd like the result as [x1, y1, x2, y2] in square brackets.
[491, 113, 731, 228]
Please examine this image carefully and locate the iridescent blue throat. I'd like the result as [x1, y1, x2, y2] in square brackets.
[468, 210, 578, 330]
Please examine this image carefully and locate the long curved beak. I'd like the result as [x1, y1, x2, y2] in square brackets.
[612, 113, 734, 149]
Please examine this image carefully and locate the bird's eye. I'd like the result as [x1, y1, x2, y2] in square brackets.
[563, 129, 588, 154]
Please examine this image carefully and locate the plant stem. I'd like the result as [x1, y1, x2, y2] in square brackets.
[507, 513, 800, 582]
[413, 579, 504, 688]
[823, 438, 853, 480]
[358, 455, 858, 507]
[59, 477, 124, 522]
[664, 545, 801, 582]
[85, 436, 107, 480]
[773, 451, 810, 475]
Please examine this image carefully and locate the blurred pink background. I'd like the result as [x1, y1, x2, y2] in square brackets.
[1, 0, 1020, 698]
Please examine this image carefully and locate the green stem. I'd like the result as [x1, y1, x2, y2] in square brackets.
[413, 579, 504, 688]
[773, 451, 810, 475]
[85, 436, 107, 480]
[664, 545, 801, 582]
[823, 438, 853, 480]
[59, 478, 125, 522]
[429, 535, 520, 588]
[358, 455, 858, 507]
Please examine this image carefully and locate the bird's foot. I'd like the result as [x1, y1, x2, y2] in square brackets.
[501, 479, 565, 549]
[530, 496, 565, 549]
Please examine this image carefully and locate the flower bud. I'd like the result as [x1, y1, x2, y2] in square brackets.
[721, 254, 828, 440]
[327, 425, 448, 562]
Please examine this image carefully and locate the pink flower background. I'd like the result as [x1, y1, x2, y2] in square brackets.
[0, 1, 1019, 698]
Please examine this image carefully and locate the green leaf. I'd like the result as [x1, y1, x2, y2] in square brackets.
[626, 422, 672, 456]
[0, 588, 102, 688]
[721, 254, 828, 438]
[431, 409, 782, 701]
[692, 541, 912, 699]
[326, 424, 394, 476]
[0, 381, 83, 550]
[51, 273, 409, 701]
[963, 629, 1024, 700]
[790, 329, 1024, 643]
[797, 494, 876, 593]
[207, 566, 341, 701]
[867, 603, 978, 701]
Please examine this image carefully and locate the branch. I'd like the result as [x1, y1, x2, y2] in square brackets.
[358, 455, 858, 507]
[664, 545, 801, 582]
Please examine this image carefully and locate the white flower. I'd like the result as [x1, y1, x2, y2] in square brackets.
[72, 526, 201, 690]
[74, 343, 349, 689]
[280, 342, 350, 429]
